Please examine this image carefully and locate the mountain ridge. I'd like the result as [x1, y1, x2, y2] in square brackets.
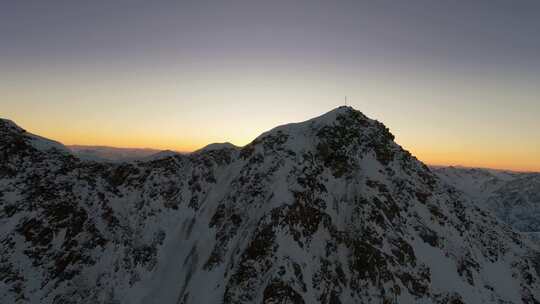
[1, 108, 539, 303]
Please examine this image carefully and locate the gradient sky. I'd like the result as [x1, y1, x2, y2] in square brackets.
[1, 1, 539, 171]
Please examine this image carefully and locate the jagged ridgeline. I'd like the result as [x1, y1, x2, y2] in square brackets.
[1, 107, 539, 304]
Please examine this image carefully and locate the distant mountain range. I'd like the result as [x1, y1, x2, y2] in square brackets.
[1, 109, 539, 303]
[432, 166, 540, 241]
[67, 145, 172, 162]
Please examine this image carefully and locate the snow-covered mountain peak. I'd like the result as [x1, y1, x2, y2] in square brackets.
[253, 106, 370, 141]
[246, 106, 397, 170]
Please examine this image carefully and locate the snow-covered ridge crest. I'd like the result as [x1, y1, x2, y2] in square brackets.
[251, 106, 370, 148]
[1, 108, 540, 304]
[194, 142, 239, 154]
[246, 106, 396, 161]
[0, 118, 69, 153]
[0, 118, 24, 132]
[254, 106, 360, 139]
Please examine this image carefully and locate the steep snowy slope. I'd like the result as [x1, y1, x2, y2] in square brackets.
[1, 108, 539, 304]
[433, 167, 540, 236]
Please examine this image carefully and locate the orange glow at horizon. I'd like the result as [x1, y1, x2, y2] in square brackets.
[2, 116, 538, 172]
[7, 112, 539, 173]
[2, 65, 539, 173]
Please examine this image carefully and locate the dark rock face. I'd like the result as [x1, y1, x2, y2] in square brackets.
[1, 108, 539, 303]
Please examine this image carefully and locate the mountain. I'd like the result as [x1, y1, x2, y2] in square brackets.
[433, 166, 540, 237]
[431, 167, 519, 203]
[194, 142, 239, 153]
[1, 108, 539, 304]
[68, 145, 166, 162]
